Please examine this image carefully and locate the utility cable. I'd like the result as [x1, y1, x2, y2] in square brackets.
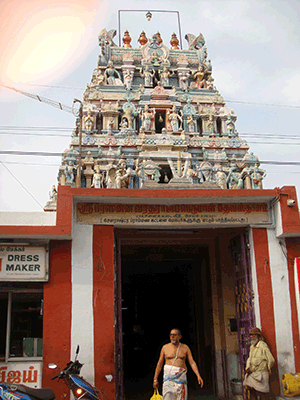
[0, 161, 44, 210]
[0, 83, 75, 114]
[2, 82, 300, 110]
[0, 150, 300, 167]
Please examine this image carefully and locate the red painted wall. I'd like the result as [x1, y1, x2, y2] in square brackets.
[93, 226, 115, 400]
[43, 240, 72, 398]
[252, 228, 280, 396]
[286, 239, 300, 368]
[278, 186, 300, 235]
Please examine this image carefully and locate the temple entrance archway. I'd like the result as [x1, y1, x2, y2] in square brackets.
[114, 228, 250, 400]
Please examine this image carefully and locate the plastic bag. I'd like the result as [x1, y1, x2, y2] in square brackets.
[282, 373, 300, 397]
[150, 389, 162, 400]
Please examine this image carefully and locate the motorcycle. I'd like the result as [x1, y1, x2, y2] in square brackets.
[0, 379, 55, 400]
[49, 346, 100, 400]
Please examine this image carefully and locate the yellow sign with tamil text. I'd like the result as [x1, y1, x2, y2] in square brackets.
[76, 203, 271, 227]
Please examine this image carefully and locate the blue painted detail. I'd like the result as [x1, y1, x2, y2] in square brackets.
[70, 375, 98, 400]
[0, 385, 30, 400]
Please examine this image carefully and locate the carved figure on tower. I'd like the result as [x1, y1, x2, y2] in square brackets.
[65, 161, 76, 184]
[84, 109, 95, 132]
[159, 66, 173, 86]
[178, 71, 190, 91]
[167, 105, 182, 133]
[251, 164, 266, 189]
[123, 70, 134, 90]
[226, 161, 241, 189]
[140, 104, 156, 131]
[140, 66, 155, 87]
[187, 115, 196, 133]
[91, 68, 106, 86]
[191, 64, 208, 89]
[104, 61, 122, 85]
[226, 114, 236, 136]
[92, 165, 104, 188]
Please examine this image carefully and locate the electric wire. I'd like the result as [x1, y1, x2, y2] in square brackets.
[2, 82, 300, 110]
[0, 161, 44, 210]
[0, 150, 300, 166]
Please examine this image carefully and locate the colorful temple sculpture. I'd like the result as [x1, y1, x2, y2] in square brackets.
[54, 28, 266, 199]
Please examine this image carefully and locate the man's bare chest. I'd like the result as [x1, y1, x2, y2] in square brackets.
[165, 346, 186, 361]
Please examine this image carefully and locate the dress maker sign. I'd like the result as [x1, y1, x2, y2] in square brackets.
[0, 246, 48, 281]
[77, 203, 270, 227]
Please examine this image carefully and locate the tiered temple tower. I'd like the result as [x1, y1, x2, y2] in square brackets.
[46, 27, 266, 209]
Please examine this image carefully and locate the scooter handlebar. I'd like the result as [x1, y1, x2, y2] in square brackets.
[51, 372, 61, 380]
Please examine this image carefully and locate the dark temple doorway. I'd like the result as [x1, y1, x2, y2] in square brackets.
[120, 244, 215, 400]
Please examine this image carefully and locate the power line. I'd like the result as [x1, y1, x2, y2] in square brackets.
[2, 82, 300, 110]
[1, 150, 300, 167]
[0, 132, 72, 137]
[0, 151, 63, 157]
[1, 160, 299, 172]
[1, 161, 59, 166]
[0, 161, 44, 210]
[226, 99, 300, 109]
[10, 82, 84, 90]
[0, 126, 72, 131]
[0, 84, 75, 114]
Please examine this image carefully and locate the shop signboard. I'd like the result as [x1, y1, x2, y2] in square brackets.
[0, 246, 48, 281]
[0, 361, 42, 388]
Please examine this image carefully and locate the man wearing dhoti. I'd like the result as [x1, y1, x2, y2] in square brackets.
[243, 327, 275, 400]
[153, 329, 203, 400]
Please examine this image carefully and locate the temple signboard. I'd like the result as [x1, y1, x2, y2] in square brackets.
[76, 203, 271, 227]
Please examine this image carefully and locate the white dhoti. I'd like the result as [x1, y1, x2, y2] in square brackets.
[163, 365, 187, 400]
[243, 371, 270, 393]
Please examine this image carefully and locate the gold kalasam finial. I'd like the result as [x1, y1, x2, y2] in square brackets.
[123, 30, 132, 48]
[170, 33, 179, 49]
[138, 31, 148, 47]
[156, 32, 163, 45]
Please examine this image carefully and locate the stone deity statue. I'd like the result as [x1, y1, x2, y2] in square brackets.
[187, 115, 196, 133]
[84, 109, 95, 132]
[140, 66, 155, 87]
[49, 185, 57, 201]
[139, 104, 156, 131]
[191, 64, 208, 88]
[239, 164, 253, 189]
[104, 61, 122, 85]
[251, 164, 265, 189]
[92, 166, 104, 188]
[123, 70, 134, 90]
[215, 166, 227, 189]
[65, 161, 75, 184]
[159, 66, 173, 86]
[167, 105, 182, 133]
[226, 163, 241, 189]
[178, 71, 190, 91]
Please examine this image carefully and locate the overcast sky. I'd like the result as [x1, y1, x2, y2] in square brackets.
[0, 0, 300, 212]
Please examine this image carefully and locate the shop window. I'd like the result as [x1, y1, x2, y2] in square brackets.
[0, 290, 43, 361]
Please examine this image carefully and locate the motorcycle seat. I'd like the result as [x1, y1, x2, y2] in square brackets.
[3, 383, 55, 400]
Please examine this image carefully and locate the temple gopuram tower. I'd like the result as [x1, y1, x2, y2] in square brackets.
[46, 27, 266, 201]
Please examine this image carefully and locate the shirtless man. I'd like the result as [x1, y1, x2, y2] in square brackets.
[153, 329, 203, 400]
